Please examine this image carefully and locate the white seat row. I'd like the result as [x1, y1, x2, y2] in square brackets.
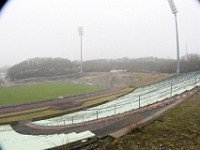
[34, 71, 200, 126]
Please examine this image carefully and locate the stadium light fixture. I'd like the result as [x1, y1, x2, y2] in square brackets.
[78, 27, 84, 73]
[167, 0, 180, 74]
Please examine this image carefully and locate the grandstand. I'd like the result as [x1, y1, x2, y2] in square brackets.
[0, 71, 200, 150]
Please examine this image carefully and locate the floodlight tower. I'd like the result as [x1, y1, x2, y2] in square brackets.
[167, 0, 180, 74]
[78, 27, 84, 73]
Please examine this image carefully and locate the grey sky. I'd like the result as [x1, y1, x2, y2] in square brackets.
[0, 0, 200, 67]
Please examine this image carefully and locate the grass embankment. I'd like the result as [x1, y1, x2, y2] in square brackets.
[0, 84, 134, 124]
[0, 82, 105, 105]
[96, 90, 200, 150]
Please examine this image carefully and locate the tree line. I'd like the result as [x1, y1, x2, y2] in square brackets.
[7, 54, 200, 80]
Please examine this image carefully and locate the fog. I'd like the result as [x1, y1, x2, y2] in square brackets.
[0, 0, 200, 67]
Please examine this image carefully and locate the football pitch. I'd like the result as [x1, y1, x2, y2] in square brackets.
[0, 82, 105, 105]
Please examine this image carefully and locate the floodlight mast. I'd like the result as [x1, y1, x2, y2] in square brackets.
[78, 27, 84, 73]
[167, 0, 180, 74]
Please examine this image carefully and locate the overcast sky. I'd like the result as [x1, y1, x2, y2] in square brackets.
[0, 0, 200, 67]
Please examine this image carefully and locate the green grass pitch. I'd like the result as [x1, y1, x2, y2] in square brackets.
[0, 82, 105, 105]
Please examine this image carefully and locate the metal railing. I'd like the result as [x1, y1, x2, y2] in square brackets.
[34, 70, 200, 127]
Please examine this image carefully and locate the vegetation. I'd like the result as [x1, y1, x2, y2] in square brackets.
[0, 82, 104, 105]
[95, 90, 200, 150]
[7, 54, 200, 80]
[7, 57, 79, 80]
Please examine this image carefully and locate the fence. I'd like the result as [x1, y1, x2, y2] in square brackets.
[34, 70, 200, 126]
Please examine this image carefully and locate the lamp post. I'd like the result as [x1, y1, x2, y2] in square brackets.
[167, 0, 180, 74]
[78, 27, 84, 73]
